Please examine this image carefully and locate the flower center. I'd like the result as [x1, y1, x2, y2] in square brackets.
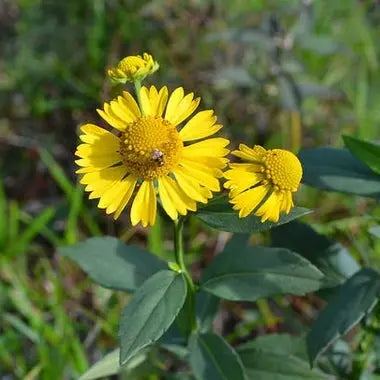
[118, 56, 146, 74]
[119, 116, 183, 180]
[262, 149, 302, 191]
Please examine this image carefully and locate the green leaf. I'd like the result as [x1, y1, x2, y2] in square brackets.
[299, 147, 380, 198]
[79, 349, 147, 380]
[343, 135, 380, 175]
[119, 270, 187, 365]
[272, 222, 360, 287]
[59, 237, 166, 292]
[189, 332, 245, 380]
[369, 226, 380, 238]
[196, 196, 311, 233]
[307, 268, 380, 365]
[200, 237, 324, 301]
[195, 291, 220, 333]
[238, 334, 325, 379]
[80, 349, 120, 379]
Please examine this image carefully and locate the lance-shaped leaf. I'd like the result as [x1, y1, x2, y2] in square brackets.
[59, 237, 166, 292]
[196, 196, 311, 233]
[238, 334, 326, 379]
[79, 349, 146, 380]
[307, 268, 380, 365]
[272, 222, 360, 287]
[189, 332, 245, 380]
[200, 237, 324, 301]
[343, 135, 380, 175]
[299, 147, 380, 199]
[119, 270, 187, 365]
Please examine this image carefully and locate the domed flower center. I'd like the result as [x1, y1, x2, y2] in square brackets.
[119, 116, 183, 180]
[262, 149, 303, 191]
[118, 56, 146, 74]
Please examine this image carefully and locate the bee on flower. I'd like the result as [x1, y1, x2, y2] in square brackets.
[75, 86, 229, 227]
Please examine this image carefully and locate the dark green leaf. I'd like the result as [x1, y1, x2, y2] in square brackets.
[238, 334, 326, 379]
[343, 135, 380, 175]
[196, 196, 311, 233]
[299, 147, 380, 198]
[195, 291, 220, 333]
[119, 270, 187, 365]
[189, 332, 245, 380]
[307, 268, 380, 364]
[200, 237, 323, 301]
[272, 222, 360, 287]
[369, 226, 380, 238]
[59, 237, 166, 292]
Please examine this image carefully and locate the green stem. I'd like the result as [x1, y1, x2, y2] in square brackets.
[173, 218, 197, 332]
[133, 80, 144, 115]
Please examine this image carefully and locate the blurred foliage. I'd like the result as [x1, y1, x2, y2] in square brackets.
[0, 0, 380, 378]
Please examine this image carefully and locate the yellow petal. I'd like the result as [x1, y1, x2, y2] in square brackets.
[155, 86, 169, 117]
[97, 175, 137, 214]
[183, 155, 229, 169]
[164, 87, 184, 123]
[280, 190, 294, 214]
[173, 168, 212, 203]
[183, 138, 229, 158]
[130, 181, 157, 227]
[232, 144, 266, 162]
[140, 86, 152, 115]
[158, 176, 196, 220]
[168, 93, 200, 126]
[114, 176, 137, 219]
[80, 166, 128, 199]
[97, 103, 126, 131]
[231, 185, 269, 218]
[122, 91, 141, 118]
[224, 168, 263, 198]
[255, 190, 282, 222]
[179, 110, 221, 141]
[75, 150, 121, 172]
[178, 160, 220, 191]
[109, 99, 136, 124]
[140, 86, 169, 117]
[180, 157, 224, 177]
[78, 123, 119, 146]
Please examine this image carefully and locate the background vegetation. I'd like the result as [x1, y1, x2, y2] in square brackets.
[0, 0, 379, 378]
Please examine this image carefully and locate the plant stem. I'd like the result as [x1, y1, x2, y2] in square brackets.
[133, 80, 144, 115]
[173, 218, 197, 332]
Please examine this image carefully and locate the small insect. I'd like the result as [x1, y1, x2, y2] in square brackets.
[152, 148, 164, 166]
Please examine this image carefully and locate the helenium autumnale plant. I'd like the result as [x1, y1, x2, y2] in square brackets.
[60, 53, 380, 379]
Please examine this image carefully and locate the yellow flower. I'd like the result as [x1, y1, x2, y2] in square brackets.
[224, 145, 302, 222]
[75, 86, 229, 226]
[107, 53, 159, 83]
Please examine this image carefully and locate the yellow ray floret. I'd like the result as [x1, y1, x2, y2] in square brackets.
[224, 145, 302, 222]
[107, 53, 159, 83]
[75, 86, 230, 227]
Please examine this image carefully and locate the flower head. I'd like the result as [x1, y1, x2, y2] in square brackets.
[224, 145, 302, 222]
[75, 86, 229, 226]
[107, 53, 159, 83]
